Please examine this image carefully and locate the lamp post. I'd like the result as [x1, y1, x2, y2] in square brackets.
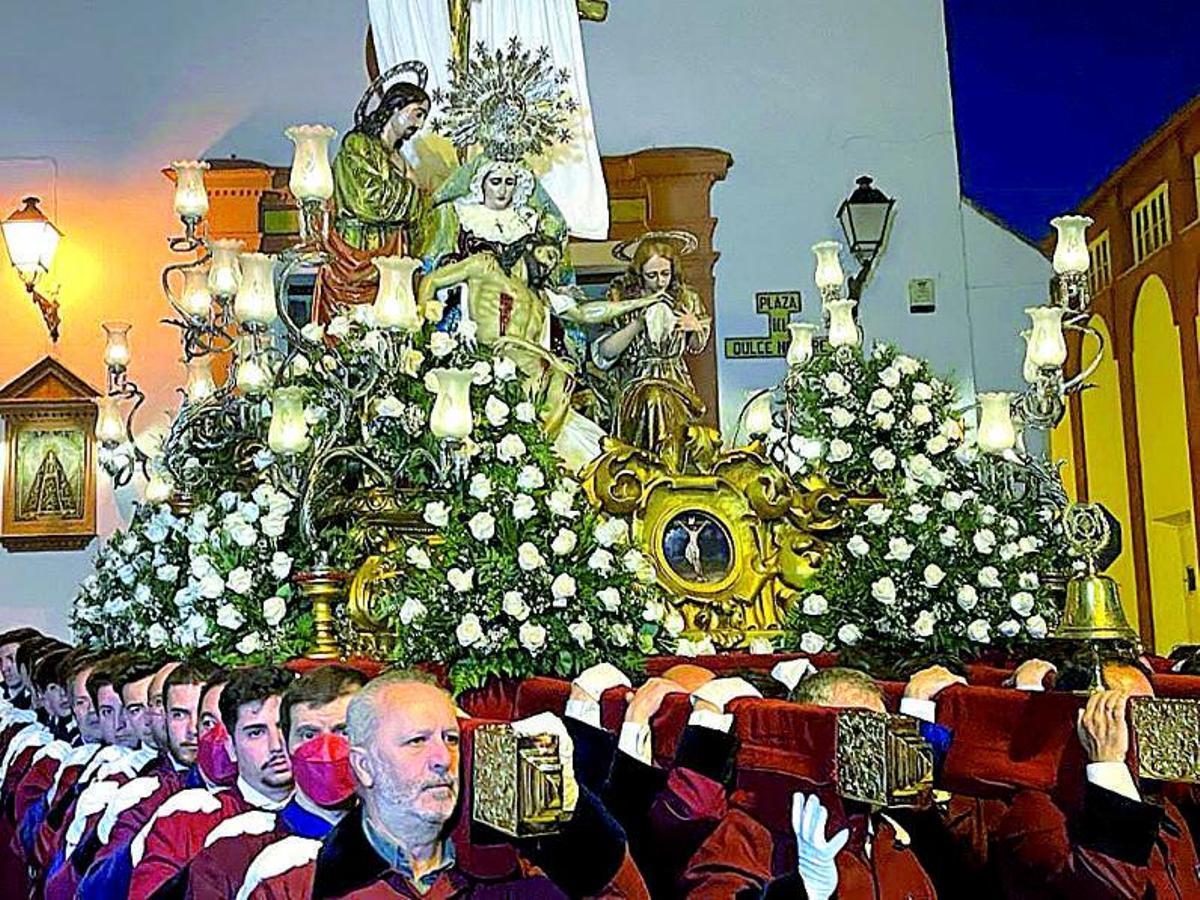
[1, 197, 63, 341]
[837, 175, 896, 303]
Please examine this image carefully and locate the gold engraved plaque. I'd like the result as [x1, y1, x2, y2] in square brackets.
[837, 710, 934, 809]
[1131, 697, 1200, 783]
[472, 723, 570, 837]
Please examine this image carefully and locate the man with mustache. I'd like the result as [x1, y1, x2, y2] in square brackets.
[129, 665, 295, 898]
[237, 669, 647, 898]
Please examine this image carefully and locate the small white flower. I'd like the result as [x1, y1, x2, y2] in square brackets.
[519, 621, 547, 652]
[406, 545, 432, 570]
[886, 537, 914, 563]
[399, 597, 427, 625]
[998, 619, 1021, 637]
[926, 434, 950, 455]
[493, 356, 517, 382]
[923, 564, 946, 588]
[827, 439, 853, 463]
[872, 576, 897, 605]
[568, 621, 594, 647]
[803, 593, 829, 616]
[910, 404, 933, 426]
[829, 406, 855, 428]
[497, 433, 527, 463]
[847, 534, 870, 558]
[502, 591, 530, 621]
[447, 567, 475, 593]
[800, 632, 826, 654]
[865, 504, 891, 526]
[597, 587, 621, 612]
[468, 511, 496, 542]
[517, 542, 546, 571]
[423, 501, 450, 528]
[511, 494, 537, 522]
[973, 529, 997, 554]
[485, 396, 510, 427]
[1010, 591, 1035, 616]
[515, 401, 537, 423]
[546, 489, 578, 519]
[456, 613, 484, 646]
[1026, 615, 1049, 639]
[870, 447, 896, 471]
[824, 372, 851, 396]
[270, 552, 293, 581]
[967, 619, 991, 644]
[978, 566, 1002, 589]
[940, 526, 960, 547]
[1019, 572, 1040, 590]
[236, 632, 264, 654]
[838, 623, 862, 645]
[429, 330, 455, 358]
[588, 548, 614, 573]
[226, 566, 253, 595]
[551, 529, 578, 556]
[551, 572, 577, 602]
[907, 503, 932, 525]
[868, 388, 894, 412]
[594, 517, 629, 548]
[879, 366, 901, 389]
[216, 604, 245, 630]
[874, 411, 895, 430]
[469, 473, 493, 501]
[913, 610, 936, 638]
[956, 585, 979, 611]
[262, 595, 287, 626]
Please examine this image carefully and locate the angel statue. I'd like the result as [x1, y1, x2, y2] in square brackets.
[311, 61, 431, 323]
[592, 231, 712, 471]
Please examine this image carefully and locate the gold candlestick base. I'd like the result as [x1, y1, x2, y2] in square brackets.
[295, 568, 348, 660]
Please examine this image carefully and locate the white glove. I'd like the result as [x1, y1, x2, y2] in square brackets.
[690, 677, 761, 712]
[572, 663, 631, 702]
[511, 712, 579, 814]
[772, 658, 818, 692]
[792, 792, 848, 900]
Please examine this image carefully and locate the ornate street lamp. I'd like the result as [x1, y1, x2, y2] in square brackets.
[836, 175, 896, 302]
[1, 196, 63, 340]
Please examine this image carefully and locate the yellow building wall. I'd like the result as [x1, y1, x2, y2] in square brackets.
[1132, 276, 1197, 653]
[1080, 315, 1139, 630]
[1050, 412, 1077, 502]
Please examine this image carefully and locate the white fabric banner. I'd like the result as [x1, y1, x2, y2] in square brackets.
[366, 0, 610, 239]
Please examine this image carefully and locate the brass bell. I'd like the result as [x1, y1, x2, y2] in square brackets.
[1052, 572, 1138, 643]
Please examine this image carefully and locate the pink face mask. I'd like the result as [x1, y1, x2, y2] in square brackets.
[196, 721, 238, 786]
[290, 733, 355, 807]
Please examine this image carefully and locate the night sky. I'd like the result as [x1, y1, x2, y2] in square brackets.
[945, 0, 1200, 242]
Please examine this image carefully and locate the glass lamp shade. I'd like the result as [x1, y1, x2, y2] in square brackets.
[285, 125, 337, 202]
[837, 175, 895, 261]
[95, 395, 127, 445]
[427, 368, 475, 440]
[208, 239, 243, 296]
[976, 392, 1017, 454]
[171, 160, 210, 219]
[811, 241, 845, 291]
[744, 392, 774, 437]
[1025, 306, 1068, 369]
[786, 322, 817, 367]
[102, 322, 132, 371]
[1050, 215, 1093, 275]
[826, 299, 860, 348]
[179, 267, 213, 318]
[1, 196, 62, 281]
[144, 471, 174, 504]
[234, 253, 277, 327]
[184, 356, 217, 403]
[268, 386, 310, 455]
[235, 336, 271, 396]
[372, 256, 423, 330]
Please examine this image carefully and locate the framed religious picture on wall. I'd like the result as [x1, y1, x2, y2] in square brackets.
[0, 357, 100, 552]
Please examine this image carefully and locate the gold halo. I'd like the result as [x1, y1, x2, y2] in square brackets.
[612, 230, 699, 263]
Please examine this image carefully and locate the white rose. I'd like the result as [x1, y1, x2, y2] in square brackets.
[456, 613, 484, 647]
[300, 321, 325, 343]
[1010, 591, 1035, 616]
[610, 624, 634, 647]
[967, 619, 991, 644]
[469, 473, 493, 501]
[509, 495, 536, 523]
[406, 545, 432, 570]
[926, 434, 950, 456]
[517, 542, 546, 571]
[236, 632, 264, 655]
[824, 372, 850, 396]
[1025, 615, 1049, 639]
[872, 576, 897, 605]
[551, 529, 578, 556]
[800, 632, 826, 654]
[830, 406, 855, 428]
[493, 356, 518, 382]
[594, 517, 629, 548]
[156, 563, 180, 583]
[551, 573, 577, 602]
[519, 621, 547, 652]
[998, 619, 1021, 637]
[423, 501, 450, 528]
[910, 404, 933, 426]
[827, 439, 853, 463]
[429, 330, 455, 358]
[803, 593, 829, 616]
[906, 454, 939, 486]
[147, 623, 169, 649]
[642, 600, 665, 623]
[913, 610, 936, 638]
[865, 504, 891, 526]
[497, 433, 527, 463]
[502, 591, 530, 621]
[471, 360, 492, 385]
[1019, 572, 1040, 590]
[260, 511, 289, 539]
[912, 381, 934, 402]
[879, 366, 901, 389]
[568, 621, 594, 647]
[469, 511, 496, 542]
[868, 388, 894, 412]
[838, 624, 862, 646]
[216, 604, 245, 630]
[906, 503, 931, 525]
[515, 401, 537, 423]
[447, 567, 475, 593]
[263, 595, 287, 626]
[399, 597, 427, 625]
[896, 355, 921, 376]
[748, 637, 775, 655]
[847, 534, 870, 558]
[199, 573, 226, 600]
[597, 587, 621, 612]
[588, 548, 614, 573]
[226, 566, 253, 596]
[886, 537, 914, 563]
[270, 552, 293, 581]
[940, 526, 960, 547]
[977, 566, 1002, 589]
[923, 564, 946, 588]
[973, 529, 997, 554]
[870, 447, 896, 471]
[546, 490, 578, 519]
[517, 465, 545, 491]
[956, 585, 979, 611]
[874, 412, 895, 430]
[941, 491, 964, 512]
[485, 396, 510, 427]
[999, 542, 1019, 562]
[1018, 536, 1040, 555]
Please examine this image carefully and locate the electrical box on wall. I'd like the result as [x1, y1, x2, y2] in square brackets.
[908, 278, 936, 313]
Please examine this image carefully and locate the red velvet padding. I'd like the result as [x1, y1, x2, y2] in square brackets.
[458, 678, 521, 720]
[645, 652, 839, 677]
[1151, 673, 1200, 698]
[449, 717, 523, 880]
[966, 664, 1015, 687]
[284, 657, 386, 678]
